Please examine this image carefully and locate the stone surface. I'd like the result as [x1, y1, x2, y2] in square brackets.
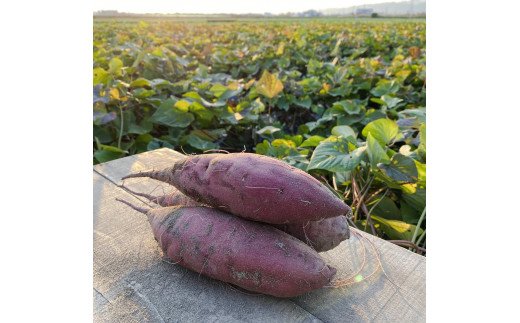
[93, 148, 426, 322]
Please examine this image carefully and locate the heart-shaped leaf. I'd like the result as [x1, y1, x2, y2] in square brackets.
[256, 70, 284, 99]
[366, 132, 390, 167]
[256, 126, 281, 136]
[362, 118, 399, 145]
[308, 137, 366, 172]
[300, 135, 325, 148]
[371, 215, 423, 240]
[331, 125, 356, 139]
[150, 98, 195, 128]
[377, 153, 418, 183]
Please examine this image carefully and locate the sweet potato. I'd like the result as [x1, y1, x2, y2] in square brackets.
[120, 185, 349, 252]
[275, 217, 350, 252]
[122, 153, 350, 224]
[116, 199, 337, 298]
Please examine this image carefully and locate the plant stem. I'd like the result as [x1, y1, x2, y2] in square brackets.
[364, 187, 387, 205]
[332, 174, 338, 191]
[363, 189, 388, 232]
[351, 175, 361, 221]
[95, 136, 101, 151]
[346, 217, 358, 229]
[388, 240, 426, 253]
[411, 207, 426, 244]
[118, 106, 124, 149]
[416, 230, 426, 246]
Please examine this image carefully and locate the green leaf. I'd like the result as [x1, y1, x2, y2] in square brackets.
[189, 101, 214, 122]
[362, 118, 399, 145]
[255, 140, 270, 155]
[98, 144, 127, 154]
[370, 80, 399, 97]
[108, 57, 123, 76]
[94, 144, 126, 163]
[300, 135, 325, 148]
[93, 126, 113, 144]
[331, 125, 356, 139]
[250, 98, 265, 114]
[402, 189, 426, 213]
[256, 70, 284, 99]
[401, 201, 421, 224]
[186, 133, 218, 151]
[293, 96, 312, 109]
[308, 137, 366, 172]
[367, 196, 401, 221]
[377, 153, 418, 184]
[134, 134, 154, 152]
[209, 83, 228, 98]
[380, 95, 403, 109]
[150, 98, 195, 128]
[332, 100, 361, 115]
[415, 160, 426, 188]
[147, 138, 174, 150]
[272, 139, 297, 149]
[93, 68, 109, 85]
[366, 132, 390, 167]
[127, 119, 153, 135]
[256, 126, 281, 136]
[183, 91, 202, 101]
[419, 123, 426, 147]
[371, 215, 423, 240]
[132, 88, 155, 99]
[94, 150, 124, 163]
[130, 78, 151, 88]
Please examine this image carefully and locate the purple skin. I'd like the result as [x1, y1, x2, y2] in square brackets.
[275, 216, 350, 253]
[122, 153, 351, 224]
[120, 185, 349, 252]
[117, 199, 337, 298]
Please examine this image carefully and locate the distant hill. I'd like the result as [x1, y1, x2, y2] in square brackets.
[321, 0, 425, 16]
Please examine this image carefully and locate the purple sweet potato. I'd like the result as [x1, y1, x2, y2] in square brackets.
[122, 153, 351, 224]
[275, 216, 350, 252]
[117, 199, 337, 298]
[122, 185, 350, 252]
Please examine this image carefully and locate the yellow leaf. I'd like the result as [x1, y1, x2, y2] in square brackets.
[227, 81, 240, 90]
[245, 79, 256, 90]
[109, 88, 120, 100]
[256, 70, 284, 99]
[371, 215, 423, 241]
[393, 54, 405, 63]
[276, 42, 285, 55]
[174, 100, 191, 112]
[272, 139, 296, 148]
[234, 112, 244, 121]
[401, 183, 417, 194]
[396, 69, 411, 81]
[370, 59, 380, 69]
[319, 83, 331, 95]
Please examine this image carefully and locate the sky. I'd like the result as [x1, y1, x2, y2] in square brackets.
[92, 0, 398, 14]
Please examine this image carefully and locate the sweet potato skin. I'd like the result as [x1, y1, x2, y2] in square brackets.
[124, 153, 351, 224]
[134, 188, 348, 252]
[275, 216, 350, 252]
[153, 189, 204, 207]
[146, 205, 337, 298]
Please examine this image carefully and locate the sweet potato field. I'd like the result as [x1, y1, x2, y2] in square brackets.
[93, 19, 426, 253]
